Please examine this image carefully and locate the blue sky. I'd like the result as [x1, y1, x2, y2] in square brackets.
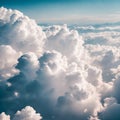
[1, 0, 120, 24]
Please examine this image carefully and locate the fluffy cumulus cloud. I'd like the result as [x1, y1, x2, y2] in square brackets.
[0, 112, 10, 120]
[13, 106, 42, 120]
[0, 7, 45, 55]
[0, 106, 42, 120]
[0, 6, 46, 81]
[0, 45, 19, 80]
[44, 24, 84, 60]
[0, 7, 120, 120]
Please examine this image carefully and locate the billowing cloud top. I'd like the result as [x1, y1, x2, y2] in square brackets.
[0, 7, 120, 120]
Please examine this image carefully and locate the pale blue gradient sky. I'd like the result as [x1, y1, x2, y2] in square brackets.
[1, 0, 120, 24]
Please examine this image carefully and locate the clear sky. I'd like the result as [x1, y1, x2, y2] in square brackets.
[1, 0, 120, 24]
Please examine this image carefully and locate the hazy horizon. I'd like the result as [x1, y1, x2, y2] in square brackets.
[1, 0, 120, 24]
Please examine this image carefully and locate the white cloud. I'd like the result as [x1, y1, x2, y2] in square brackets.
[0, 106, 42, 120]
[0, 112, 10, 120]
[0, 45, 20, 80]
[44, 24, 84, 60]
[1, 7, 120, 120]
[13, 106, 42, 120]
[16, 52, 39, 81]
[0, 7, 46, 56]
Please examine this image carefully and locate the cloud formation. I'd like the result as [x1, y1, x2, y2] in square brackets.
[13, 106, 42, 120]
[0, 7, 120, 120]
[0, 106, 42, 120]
[0, 112, 10, 120]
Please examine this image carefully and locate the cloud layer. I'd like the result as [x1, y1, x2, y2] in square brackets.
[0, 7, 120, 120]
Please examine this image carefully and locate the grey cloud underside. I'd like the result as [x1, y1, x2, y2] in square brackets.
[0, 7, 120, 120]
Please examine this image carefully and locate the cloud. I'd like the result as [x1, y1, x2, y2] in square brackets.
[16, 52, 39, 81]
[13, 106, 42, 120]
[0, 6, 46, 81]
[0, 112, 10, 120]
[0, 7, 46, 56]
[0, 45, 20, 80]
[1, 7, 120, 120]
[99, 97, 120, 120]
[0, 106, 42, 120]
[44, 24, 84, 60]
